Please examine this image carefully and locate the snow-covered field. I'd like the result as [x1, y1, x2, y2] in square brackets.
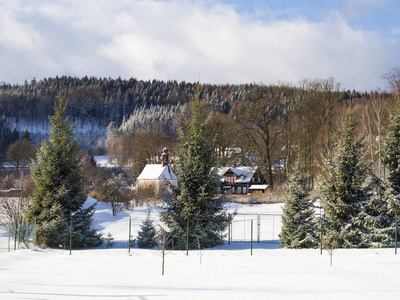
[1, 200, 400, 299]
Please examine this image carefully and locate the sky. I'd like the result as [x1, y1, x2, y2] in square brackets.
[1, 0, 399, 92]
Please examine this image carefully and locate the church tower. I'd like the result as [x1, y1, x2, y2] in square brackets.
[161, 147, 169, 167]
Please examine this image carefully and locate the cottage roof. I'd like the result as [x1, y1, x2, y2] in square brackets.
[137, 164, 178, 181]
[216, 166, 258, 183]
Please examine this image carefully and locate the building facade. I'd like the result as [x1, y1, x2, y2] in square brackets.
[216, 166, 268, 195]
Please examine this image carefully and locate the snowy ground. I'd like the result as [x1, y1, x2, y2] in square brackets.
[1, 200, 400, 299]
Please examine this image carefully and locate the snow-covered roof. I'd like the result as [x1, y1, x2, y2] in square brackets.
[249, 184, 268, 190]
[216, 166, 258, 183]
[137, 164, 178, 181]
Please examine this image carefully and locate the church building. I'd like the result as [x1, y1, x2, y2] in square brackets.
[135, 147, 178, 194]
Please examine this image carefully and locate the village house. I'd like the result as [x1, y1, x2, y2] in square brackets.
[216, 165, 268, 195]
[135, 147, 178, 194]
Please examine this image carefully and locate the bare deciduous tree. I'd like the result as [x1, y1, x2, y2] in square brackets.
[155, 225, 172, 276]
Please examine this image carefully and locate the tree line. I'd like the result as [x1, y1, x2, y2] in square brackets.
[1, 70, 399, 191]
[280, 107, 400, 258]
[105, 76, 395, 190]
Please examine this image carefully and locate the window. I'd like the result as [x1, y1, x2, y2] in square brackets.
[243, 187, 247, 194]
[225, 174, 235, 183]
[237, 187, 242, 194]
[232, 187, 235, 194]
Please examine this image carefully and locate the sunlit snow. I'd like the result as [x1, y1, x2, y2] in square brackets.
[0, 199, 399, 299]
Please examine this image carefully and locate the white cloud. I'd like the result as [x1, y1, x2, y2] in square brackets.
[0, 9, 41, 52]
[0, 0, 399, 91]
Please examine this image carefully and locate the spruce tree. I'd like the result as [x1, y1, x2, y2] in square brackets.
[357, 176, 394, 247]
[137, 213, 156, 248]
[280, 160, 318, 248]
[320, 112, 369, 248]
[381, 102, 400, 216]
[26, 93, 102, 248]
[161, 85, 232, 250]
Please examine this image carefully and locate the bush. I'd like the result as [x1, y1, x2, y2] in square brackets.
[88, 190, 102, 200]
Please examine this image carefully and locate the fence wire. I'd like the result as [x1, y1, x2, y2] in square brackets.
[227, 213, 282, 243]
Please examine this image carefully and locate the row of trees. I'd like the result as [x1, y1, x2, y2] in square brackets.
[0, 76, 242, 132]
[280, 106, 400, 250]
[105, 77, 394, 190]
[2, 74, 394, 190]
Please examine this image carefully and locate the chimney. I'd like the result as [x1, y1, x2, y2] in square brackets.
[162, 147, 169, 167]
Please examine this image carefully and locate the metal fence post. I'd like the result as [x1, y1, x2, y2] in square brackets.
[395, 215, 398, 255]
[128, 215, 132, 254]
[69, 219, 72, 255]
[228, 222, 231, 245]
[33, 221, 36, 246]
[8, 222, 10, 252]
[186, 219, 189, 256]
[320, 207, 323, 255]
[251, 219, 253, 256]
[257, 214, 260, 243]
[14, 220, 18, 250]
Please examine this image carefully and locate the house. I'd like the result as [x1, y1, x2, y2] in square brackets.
[216, 166, 268, 194]
[135, 147, 178, 194]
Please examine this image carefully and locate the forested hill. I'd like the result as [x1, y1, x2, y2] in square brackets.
[0, 76, 376, 156]
[0, 76, 248, 151]
[1, 75, 394, 186]
[0, 76, 245, 128]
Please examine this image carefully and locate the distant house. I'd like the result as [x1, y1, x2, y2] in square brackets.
[216, 166, 268, 194]
[135, 147, 178, 194]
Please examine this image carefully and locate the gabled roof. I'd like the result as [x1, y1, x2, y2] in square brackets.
[137, 164, 178, 181]
[216, 166, 258, 183]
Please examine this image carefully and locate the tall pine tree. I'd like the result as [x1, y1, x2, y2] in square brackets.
[280, 160, 318, 248]
[161, 85, 232, 250]
[320, 112, 369, 248]
[26, 93, 102, 248]
[381, 102, 400, 217]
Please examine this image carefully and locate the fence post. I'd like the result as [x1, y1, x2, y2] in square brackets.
[228, 222, 230, 245]
[230, 222, 232, 243]
[14, 220, 18, 250]
[8, 222, 10, 252]
[26, 222, 29, 248]
[128, 215, 132, 255]
[251, 219, 253, 256]
[320, 207, 323, 255]
[395, 215, 398, 255]
[257, 215, 260, 243]
[33, 221, 37, 246]
[186, 219, 189, 256]
[69, 219, 72, 255]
